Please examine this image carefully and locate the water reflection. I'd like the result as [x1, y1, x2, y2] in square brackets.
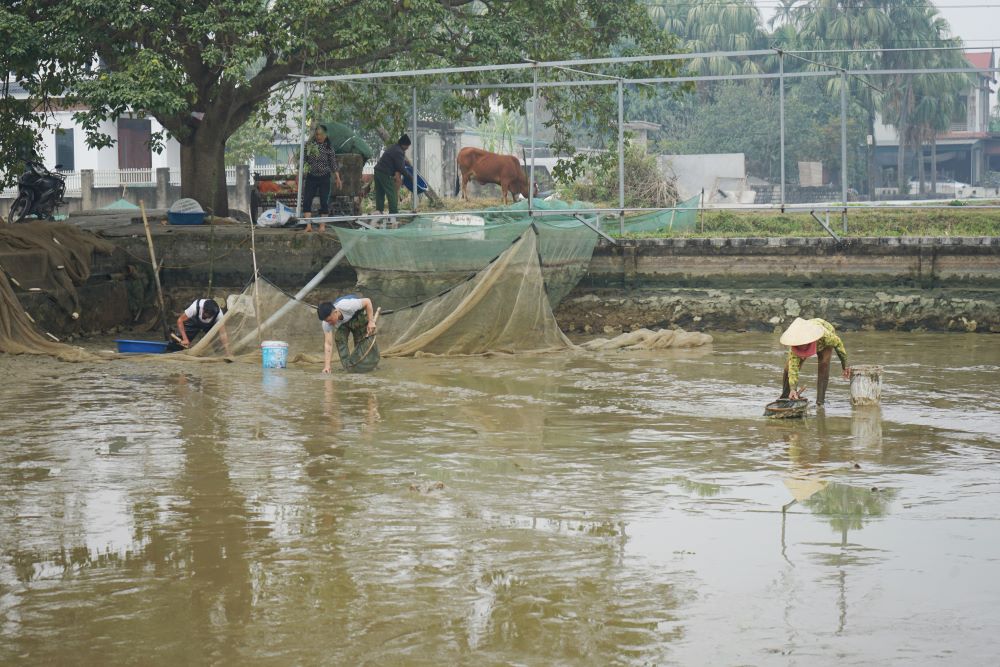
[1, 333, 999, 664]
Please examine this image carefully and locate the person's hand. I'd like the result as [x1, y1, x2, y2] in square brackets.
[181, 338, 190, 349]
[322, 365, 332, 374]
[335, 174, 343, 190]
[842, 367, 852, 380]
[788, 390, 800, 400]
[366, 321, 377, 336]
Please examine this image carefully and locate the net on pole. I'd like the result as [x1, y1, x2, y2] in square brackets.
[186, 226, 573, 362]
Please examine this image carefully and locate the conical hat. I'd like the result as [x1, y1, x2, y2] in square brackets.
[779, 317, 825, 346]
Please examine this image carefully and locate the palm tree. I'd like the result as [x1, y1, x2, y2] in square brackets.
[768, 0, 802, 30]
[880, 1, 968, 194]
[793, 0, 893, 196]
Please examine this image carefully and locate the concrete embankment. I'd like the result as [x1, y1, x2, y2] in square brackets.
[557, 236, 1000, 334]
[16, 217, 1000, 336]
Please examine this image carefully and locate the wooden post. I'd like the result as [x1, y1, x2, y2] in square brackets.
[140, 201, 170, 341]
[849, 365, 883, 406]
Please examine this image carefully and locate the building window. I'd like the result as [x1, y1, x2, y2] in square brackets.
[55, 128, 74, 171]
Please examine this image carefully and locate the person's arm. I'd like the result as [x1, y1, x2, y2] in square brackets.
[330, 148, 342, 189]
[323, 330, 334, 373]
[177, 313, 191, 347]
[829, 333, 850, 378]
[361, 298, 376, 335]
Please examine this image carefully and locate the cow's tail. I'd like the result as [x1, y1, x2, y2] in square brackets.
[454, 173, 460, 197]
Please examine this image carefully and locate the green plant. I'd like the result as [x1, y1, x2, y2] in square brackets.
[560, 143, 678, 208]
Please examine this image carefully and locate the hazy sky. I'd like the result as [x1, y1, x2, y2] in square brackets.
[754, 1, 1000, 50]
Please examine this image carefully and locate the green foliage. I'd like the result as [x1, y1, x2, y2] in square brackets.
[10, 0, 679, 211]
[0, 5, 81, 186]
[560, 143, 678, 208]
[478, 110, 523, 155]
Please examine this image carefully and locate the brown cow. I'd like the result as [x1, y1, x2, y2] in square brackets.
[456, 147, 534, 204]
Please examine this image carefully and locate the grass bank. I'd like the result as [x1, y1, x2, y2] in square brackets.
[419, 197, 1000, 237]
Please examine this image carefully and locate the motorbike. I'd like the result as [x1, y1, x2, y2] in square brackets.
[6, 161, 67, 224]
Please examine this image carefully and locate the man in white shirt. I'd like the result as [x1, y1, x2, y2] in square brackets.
[317, 294, 378, 373]
[170, 298, 230, 353]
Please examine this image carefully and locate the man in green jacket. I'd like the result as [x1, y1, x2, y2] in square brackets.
[373, 134, 411, 218]
[779, 317, 851, 405]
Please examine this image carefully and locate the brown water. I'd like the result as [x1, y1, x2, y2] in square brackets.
[1, 333, 999, 665]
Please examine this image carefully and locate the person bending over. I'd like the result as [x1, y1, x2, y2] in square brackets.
[170, 298, 230, 354]
[779, 317, 850, 405]
[318, 295, 378, 373]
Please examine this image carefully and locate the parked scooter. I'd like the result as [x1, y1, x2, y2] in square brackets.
[6, 161, 67, 223]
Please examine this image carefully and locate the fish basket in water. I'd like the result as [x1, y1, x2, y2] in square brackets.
[850, 365, 883, 406]
[764, 398, 810, 419]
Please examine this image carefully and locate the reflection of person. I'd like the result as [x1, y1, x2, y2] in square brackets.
[170, 298, 230, 353]
[780, 317, 850, 405]
[317, 295, 377, 374]
[372, 134, 411, 217]
[302, 125, 342, 233]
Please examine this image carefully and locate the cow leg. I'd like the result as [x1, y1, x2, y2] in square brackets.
[461, 173, 470, 201]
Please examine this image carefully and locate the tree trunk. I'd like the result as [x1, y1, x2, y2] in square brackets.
[179, 121, 229, 216]
[930, 133, 938, 195]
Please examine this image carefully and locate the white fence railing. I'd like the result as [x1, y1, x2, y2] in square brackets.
[3, 164, 275, 199]
[1, 170, 82, 198]
[94, 168, 155, 188]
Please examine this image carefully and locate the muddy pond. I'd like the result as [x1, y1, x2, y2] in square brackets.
[1, 332, 998, 665]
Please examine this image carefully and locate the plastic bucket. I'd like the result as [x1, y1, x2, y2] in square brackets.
[261, 340, 288, 369]
[850, 365, 883, 406]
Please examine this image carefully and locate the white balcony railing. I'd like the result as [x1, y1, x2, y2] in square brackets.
[93, 168, 155, 188]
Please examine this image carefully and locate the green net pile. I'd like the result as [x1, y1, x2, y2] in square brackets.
[335, 199, 602, 309]
[600, 194, 700, 235]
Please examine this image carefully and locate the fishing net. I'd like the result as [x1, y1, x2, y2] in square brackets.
[579, 328, 713, 351]
[600, 194, 700, 235]
[0, 222, 113, 361]
[187, 226, 572, 363]
[334, 199, 600, 310]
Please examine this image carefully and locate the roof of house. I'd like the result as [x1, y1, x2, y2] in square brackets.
[965, 51, 993, 70]
[965, 51, 997, 84]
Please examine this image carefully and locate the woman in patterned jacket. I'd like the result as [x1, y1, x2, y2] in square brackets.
[779, 317, 851, 405]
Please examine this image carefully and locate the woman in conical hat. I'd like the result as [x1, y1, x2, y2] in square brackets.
[779, 317, 851, 405]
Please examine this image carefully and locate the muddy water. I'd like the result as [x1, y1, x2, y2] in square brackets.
[1, 333, 999, 665]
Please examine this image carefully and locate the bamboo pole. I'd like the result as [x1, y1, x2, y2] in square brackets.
[139, 201, 170, 341]
[249, 218, 263, 347]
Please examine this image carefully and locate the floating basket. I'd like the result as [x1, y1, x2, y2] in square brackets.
[764, 398, 810, 419]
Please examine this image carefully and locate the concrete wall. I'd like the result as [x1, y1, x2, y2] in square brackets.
[585, 236, 1000, 290]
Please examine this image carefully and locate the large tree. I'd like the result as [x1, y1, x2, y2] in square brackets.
[0, 4, 81, 187]
[36, 0, 676, 215]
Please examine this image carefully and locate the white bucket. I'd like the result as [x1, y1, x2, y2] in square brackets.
[261, 340, 288, 369]
[850, 365, 883, 406]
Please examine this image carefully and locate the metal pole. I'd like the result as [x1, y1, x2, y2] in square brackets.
[840, 71, 849, 233]
[411, 86, 418, 212]
[295, 82, 309, 217]
[617, 78, 625, 235]
[529, 66, 538, 213]
[779, 52, 786, 211]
